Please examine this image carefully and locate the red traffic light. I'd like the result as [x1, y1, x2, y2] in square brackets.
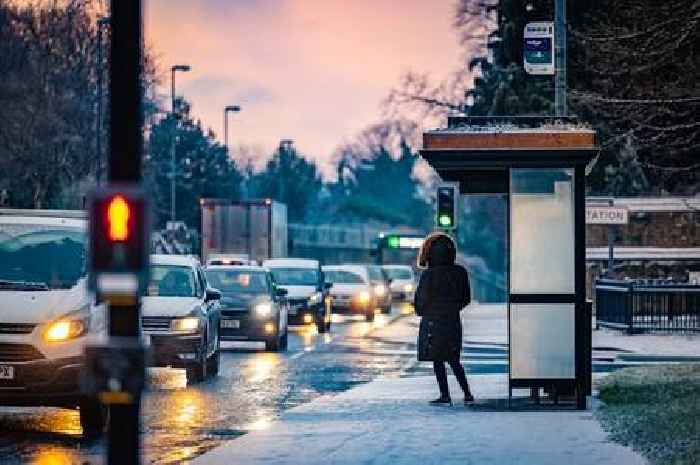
[106, 195, 130, 242]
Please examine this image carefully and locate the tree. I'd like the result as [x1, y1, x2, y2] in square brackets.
[246, 142, 323, 223]
[145, 99, 244, 228]
[604, 136, 649, 197]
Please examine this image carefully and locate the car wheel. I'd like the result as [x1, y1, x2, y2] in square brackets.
[365, 311, 375, 322]
[207, 348, 220, 376]
[79, 398, 108, 437]
[187, 335, 208, 384]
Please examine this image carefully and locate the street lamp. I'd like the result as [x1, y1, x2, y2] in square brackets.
[224, 105, 241, 155]
[170, 64, 191, 223]
[95, 16, 110, 185]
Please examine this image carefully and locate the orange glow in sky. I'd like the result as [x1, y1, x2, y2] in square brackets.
[145, 0, 460, 174]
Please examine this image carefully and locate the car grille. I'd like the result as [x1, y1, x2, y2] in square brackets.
[288, 298, 307, 306]
[0, 323, 37, 334]
[221, 308, 248, 317]
[141, 316, 173, 332]
[0, 343, 45, 362]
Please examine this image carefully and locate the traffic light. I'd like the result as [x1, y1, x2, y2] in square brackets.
[88, 187, 149, 289]
[436, 183, 458, 230]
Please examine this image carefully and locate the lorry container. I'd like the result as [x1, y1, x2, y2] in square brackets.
[200, 199, 287, 264]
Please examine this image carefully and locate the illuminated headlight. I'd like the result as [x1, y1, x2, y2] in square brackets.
[45, 319, 87, 342]
[254, 302, 273, 317]
[357, 291, 371, 304]
[170, 317, 200, 332]
[374, 284, 386, 297]
[403, 284, 414, 292]
[308, 292, 323, 305]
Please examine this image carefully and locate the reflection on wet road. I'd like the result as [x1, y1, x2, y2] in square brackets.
[0, 307, 412, 464]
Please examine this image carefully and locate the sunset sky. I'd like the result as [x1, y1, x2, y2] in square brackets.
[144, 0, 461, 176]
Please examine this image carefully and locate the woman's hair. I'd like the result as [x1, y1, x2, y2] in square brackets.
[416, 231, 456, 269]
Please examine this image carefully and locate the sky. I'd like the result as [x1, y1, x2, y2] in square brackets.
[144, 0, 460, 176]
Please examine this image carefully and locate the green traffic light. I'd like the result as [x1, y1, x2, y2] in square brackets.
[438, 214, 453, 227]
[387, 236, 400, 248]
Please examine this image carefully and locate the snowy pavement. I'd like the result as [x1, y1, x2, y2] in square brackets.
[191, 374, 647, 465]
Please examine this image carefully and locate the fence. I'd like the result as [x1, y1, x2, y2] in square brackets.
[595, 278, 700, 333]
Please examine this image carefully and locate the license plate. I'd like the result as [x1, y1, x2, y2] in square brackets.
[221, 319, 240, 329]
[0, 365, 14, 380]
[289, 305, 300, 315]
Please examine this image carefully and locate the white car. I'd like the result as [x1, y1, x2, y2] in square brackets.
[142, 254, 222, 384]
[0, 209, 108, 435]
[382, 265, 417, 303]
[322, 265, 376, 322]
[263, 258, 332, 333]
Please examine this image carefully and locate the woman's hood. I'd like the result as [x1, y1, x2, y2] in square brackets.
[429, 238, 455, 267]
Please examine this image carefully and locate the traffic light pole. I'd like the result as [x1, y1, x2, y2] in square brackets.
[554, 0, 567, 116]
[106, 2, 143, 464]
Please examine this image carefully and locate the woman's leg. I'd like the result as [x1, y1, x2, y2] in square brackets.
[447, 359, 472, 396]
[433, 361, 450, 397]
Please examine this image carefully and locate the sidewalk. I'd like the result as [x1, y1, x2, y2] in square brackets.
[192, 303, 692, 465]
[192, 374, 647, 465]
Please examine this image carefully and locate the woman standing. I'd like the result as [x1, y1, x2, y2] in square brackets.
[415, 232, 474, 405]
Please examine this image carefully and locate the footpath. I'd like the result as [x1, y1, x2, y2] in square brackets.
[192, 304, 699, 465]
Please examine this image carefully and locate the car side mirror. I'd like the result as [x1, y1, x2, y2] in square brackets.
[275, 288, 288, 298]
[324, 282, 333, 290]
[205, 288, 222, 302]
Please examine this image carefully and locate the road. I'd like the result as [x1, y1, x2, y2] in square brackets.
[0, 306, 414, 465]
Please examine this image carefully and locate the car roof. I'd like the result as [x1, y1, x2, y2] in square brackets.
[150, 254, 200, 267]
[205, 265, 268, 273]
[322, 265, 369, 277]
[263, 258, 319, 268]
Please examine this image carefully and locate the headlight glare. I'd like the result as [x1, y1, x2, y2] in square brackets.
[403, 284, 414, 292]
[357, 291, 371, 304]
[255, 302, 273, 317]
[170, 317, 200, 332]
[374, 284, 386, 296]
[308, 292, 323, 305]
[45, 319, 86, 342]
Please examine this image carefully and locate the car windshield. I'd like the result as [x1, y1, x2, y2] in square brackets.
[324, 270, 365, 284]
[0, 223, 86, 290]
[148, 265, 197, 297]
[206, 269, 269, 294]
[268, 268, 319, 286]
[383, 268, 413, 280]
[367, 266, 385, 282]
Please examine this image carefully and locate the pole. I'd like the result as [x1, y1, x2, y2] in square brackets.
[170, 68, 177, 223]
[554, 0, 567, 116]
[108, 1, 142, 464]
[96, 20, 104, 185]
[224, 108, 228, 154]
[606, 200, 615, 277]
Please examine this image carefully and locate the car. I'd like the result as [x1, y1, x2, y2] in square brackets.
[142, 254, 222, 384]
[262, 258, 332, 333]
[205, 265, 289, 351]
[366, 265, 393, 314]
[207, 253, 253, 266]
[0, 209, 108, 435]
[322, 265, 376, 322]
[382, 265, 417, 303]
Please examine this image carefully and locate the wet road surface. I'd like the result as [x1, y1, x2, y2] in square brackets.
[0, 307, 414, 465]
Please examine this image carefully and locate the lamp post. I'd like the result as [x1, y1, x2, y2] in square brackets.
[223, 105, 241, 155]
[95, 16, 110, 185]
[169, 64, 191, 223]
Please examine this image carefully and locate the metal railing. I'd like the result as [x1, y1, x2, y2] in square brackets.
[595, 279, 700, 333]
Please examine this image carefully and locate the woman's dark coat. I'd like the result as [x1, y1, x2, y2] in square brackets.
[414, 238, 471, 362]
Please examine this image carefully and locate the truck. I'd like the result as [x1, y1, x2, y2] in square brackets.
[200, 199, 288, 265]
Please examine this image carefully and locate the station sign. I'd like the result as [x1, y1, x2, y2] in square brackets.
[383, 234, 424, 249]
[524, 22, 554, 75]
[586, 206, 629, 225]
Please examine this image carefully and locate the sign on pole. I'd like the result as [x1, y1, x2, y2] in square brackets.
[586, 206, 629, 225]
[524, 22, 554, 75]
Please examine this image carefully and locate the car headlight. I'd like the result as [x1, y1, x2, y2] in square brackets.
[170, 317, 201, 332]
[308, 292, 323, 305]
[254, 302, 273, 317]
[357, 291, 371, 304]
[45, 319, 87, 342]
[374, 284, 386, 297]
[403, 284, 414, 292]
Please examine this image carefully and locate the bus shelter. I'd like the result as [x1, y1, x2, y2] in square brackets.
[421, 116, 597, 409]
